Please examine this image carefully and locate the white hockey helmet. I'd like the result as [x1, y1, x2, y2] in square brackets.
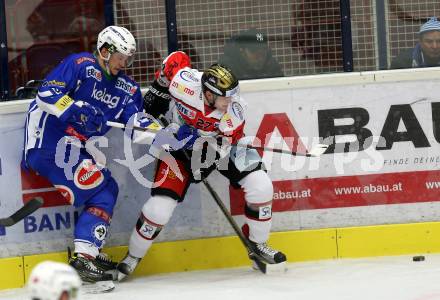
[97, 25, 136, 66]
[28, 261, 81, 300]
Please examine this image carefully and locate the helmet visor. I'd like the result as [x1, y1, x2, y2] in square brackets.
[112, 51, 135, 67]
[225, 85, 240, 97]
[204, 82, 240, 97]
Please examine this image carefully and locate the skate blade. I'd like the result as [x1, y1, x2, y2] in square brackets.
[252, 259, 287, 274]
[82, 280, 115, 294]
[105, 269, 119, 281]
[117, 270, 129, 282]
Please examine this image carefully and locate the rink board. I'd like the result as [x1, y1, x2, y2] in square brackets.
[2, 222, 440, 290]
[0, 257, 23, 290]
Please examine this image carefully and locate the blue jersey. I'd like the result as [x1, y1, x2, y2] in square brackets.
[24, 52, 142, 157]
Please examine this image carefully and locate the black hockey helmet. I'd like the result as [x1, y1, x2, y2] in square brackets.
[201, 64, 239, 97]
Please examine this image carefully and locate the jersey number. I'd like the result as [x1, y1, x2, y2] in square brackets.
[196, 118, 213, 130]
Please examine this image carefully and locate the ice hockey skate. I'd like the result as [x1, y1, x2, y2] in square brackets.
[248, 240, 287, 274]
[94, 252, 118, 271]
[93, 252, 119, 280]
[68, 248, 115, 293]
[116, 252, 142, 281]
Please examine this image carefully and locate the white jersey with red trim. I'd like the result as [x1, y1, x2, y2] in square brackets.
[168, 67, 246, 143]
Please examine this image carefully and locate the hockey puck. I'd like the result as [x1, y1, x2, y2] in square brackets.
[412, 255, 425, 262]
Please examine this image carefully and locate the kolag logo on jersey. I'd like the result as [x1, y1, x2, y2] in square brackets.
[86, 66, 102, 82]
[91, 82, 120, 108]
[116, 77, 138, 95]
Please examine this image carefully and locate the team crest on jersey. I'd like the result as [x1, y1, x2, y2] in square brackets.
[116, 77, 138, 95]
[76, 56, 95, 64]
[231, 102, 244, 120]
[74, 159, 104, 190]
[54, 185, 75, 204]
[86, 66, 102, 82]
[175, 102, 196, 119]
[92, 223, 107, 242]
[180, 70, 198, 82]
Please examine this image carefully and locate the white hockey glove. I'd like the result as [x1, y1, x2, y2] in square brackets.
[130, 113, 163, 144]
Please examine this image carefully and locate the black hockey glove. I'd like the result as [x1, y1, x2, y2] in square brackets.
[143, 79, 171, 118]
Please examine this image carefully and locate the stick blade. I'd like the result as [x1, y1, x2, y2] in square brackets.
[251, 258, 287, 274]
[308, 144, 329, 157]
[82, 280, 115, 294]
[0, 197, 44, 227]
[0, 217, 14, 227]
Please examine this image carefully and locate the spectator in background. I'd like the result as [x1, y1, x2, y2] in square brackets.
[290, 0, 342, 70]
[178, 31, 203, 70]
[7, 0, 105, 98]
[390, 17, 440, 69]
[218, 28, 283, 80]
[26, 0, 104, 42]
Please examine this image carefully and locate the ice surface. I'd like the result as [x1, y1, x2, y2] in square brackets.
[1, 255, 439, 300]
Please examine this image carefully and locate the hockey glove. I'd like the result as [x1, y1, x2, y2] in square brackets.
[143, 79, 172, 118]
[66, 101, 106, 134]
[176, 124, 199, 150]
[131, 113, 163, 144]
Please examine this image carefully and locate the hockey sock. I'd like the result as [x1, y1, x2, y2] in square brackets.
[74, 206, 111, 257]
[128, 195, 177, 258]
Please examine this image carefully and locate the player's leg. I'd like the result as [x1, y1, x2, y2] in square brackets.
[26, 148, 118, 282]
[69, 176, 118, 282]
[238, 170, 286, 264]
[220, 146, 286, 265]
[117, 158, 191, 281]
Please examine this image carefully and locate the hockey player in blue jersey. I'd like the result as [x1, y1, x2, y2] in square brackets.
[22, 26, 143, 283]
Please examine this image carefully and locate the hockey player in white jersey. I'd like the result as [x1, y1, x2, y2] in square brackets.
[117, 51, 287, 280]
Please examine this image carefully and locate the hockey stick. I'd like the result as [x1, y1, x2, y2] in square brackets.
[0, 197, 44, 227]
[200, 177, 273, 273]
[107, 121, 160, 134]
[241, 142, 328, 157]
[106, 120, 328, 157]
